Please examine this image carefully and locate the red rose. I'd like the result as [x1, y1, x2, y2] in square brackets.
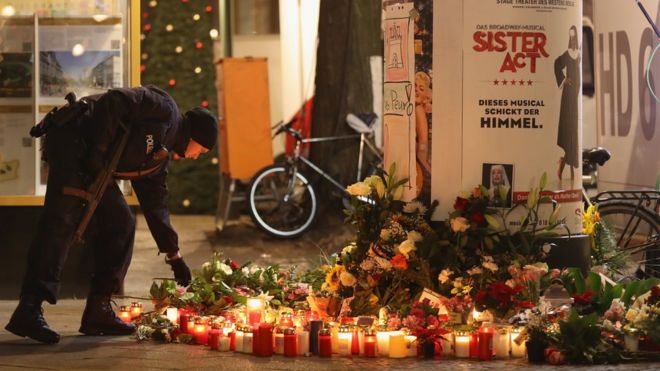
[229, 261, 239, 270]
[223, 295, 234, 305]
[470, 212, 485, 224]
[572, 290, 594, 305]
[454, 197, 469, 211]
[372, 273, 382, 282]
[391, 254, 409, 270]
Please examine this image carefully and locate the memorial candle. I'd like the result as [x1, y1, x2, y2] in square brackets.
[363, 329, 377, 358]
[274, 327, 285, 355]
[243, 327, 254, 353]
[246, 298, 264, 326]
[297, 330, 309, 356]
[224, 325, 236, 351]
[279, 312, 294, 328]
[337, 325, 352, 356]
[309, 320, 324, 355]
[208, 326, 221, 350]
[454, 331, 470, 358]
[351, 326, 360, 355]
[166, 307, 178, 324]
[510, 328, 526, 357]
[219, 336, 231, 352]
[469, 332, 479, 358]
[284, 328, 298, 357]
[405, 335, 417, 357]
[478, 323, 494, 361]
[493, 325, 510, 359]
[318, 328, 332, 357]
[187, 318, 196, 336]
[389, 332, 407, 358]
[441, 333, 453, 357]
[235, 326, 245, 353]
[256, 323, 273, 357]
[377, 331, 391, 356]
[329, 322, 339, 353]
[194, 320, 209, 345]
[130, 302, 143, 318]
[119, 306, 131, 323]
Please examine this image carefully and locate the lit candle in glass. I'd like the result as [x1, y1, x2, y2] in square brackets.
[256, 323, 273, 357]
[441, 333, 453, 357]
[405, 335, 417, 357]
[351, 326, 360, 355]
[194, 320, 209, 345]
[329, 322, 339, 353]
[319, 328, 332, 357]
[274, 327, 285, 355]
[284, 328, 298, 357]
[119, 305, 131, 323]
[209, 325, 221, 350]
[363, 329, 377, 358]
[235, 326, 245, 353]
[246, 298, 264, 326]
[187, 317, 196, 336]
[243, 327, 254, 353]
[478, 323, 494, 361]
[454, 331, 470, 358]
[377, 330, 391, 356]
[389, 332, 407, 358]
[510, 327, 526, 357]
[469, 332, 479, 358]
[297, 330, 309, 356]
[165, 307, 178, 324]
[493, 325, 510, 359]
[219, 336, 231, 351]
[337, 325, 352, 356]
[279, 312, 294, 328]
[130, 302, 143, 318]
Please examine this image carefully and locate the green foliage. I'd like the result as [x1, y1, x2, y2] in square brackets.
[557, 310, 621, 364]
[141, 0, 219, 214]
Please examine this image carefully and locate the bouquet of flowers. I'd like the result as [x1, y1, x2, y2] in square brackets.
[400, 299, 450, 346]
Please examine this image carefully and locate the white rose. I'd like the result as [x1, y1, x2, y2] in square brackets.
[397, 239, 417, 259]
[374, 256, 392, 271]
[346, 182, 372, 197]
[467, 266, 483, 276]
[340, 271, 357, 287]
[219, 263, 233, 275]
[242, 267, 250, 276]
[250, 265, 261, 274]
[403, 200, 428, 215]
[450, 217, 470, 233]
[438, 269, 453, 284]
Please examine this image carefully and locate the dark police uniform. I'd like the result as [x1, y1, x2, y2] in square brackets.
[21, 86, 188, 304]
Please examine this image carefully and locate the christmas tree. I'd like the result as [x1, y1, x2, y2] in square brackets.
[140, 0, 219, 214]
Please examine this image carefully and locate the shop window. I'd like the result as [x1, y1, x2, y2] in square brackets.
[232, 0, 279, 35]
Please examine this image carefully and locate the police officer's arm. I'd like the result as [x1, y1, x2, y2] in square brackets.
[131, 170, 180, 255]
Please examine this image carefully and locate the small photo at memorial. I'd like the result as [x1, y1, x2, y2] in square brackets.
[482, 163, 514, 208]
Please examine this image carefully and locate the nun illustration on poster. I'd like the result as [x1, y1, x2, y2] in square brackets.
[488, 164, 511, 208]
[554, 25, 581, 181]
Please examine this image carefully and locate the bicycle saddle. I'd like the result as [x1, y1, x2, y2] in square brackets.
[582, 147, 611, 166]
[346, 112, 379, 134]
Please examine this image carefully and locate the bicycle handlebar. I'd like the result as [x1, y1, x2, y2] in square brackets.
[273, 119, 302, 140]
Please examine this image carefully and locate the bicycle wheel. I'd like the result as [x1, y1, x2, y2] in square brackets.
[598, 202, 660, 277]
[248, 165, 318, 239]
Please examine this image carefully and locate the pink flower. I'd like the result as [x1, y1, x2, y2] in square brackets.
[427, 315, 439, 327]
[550, 269, 561, 279]
[288, 293, 295, 300]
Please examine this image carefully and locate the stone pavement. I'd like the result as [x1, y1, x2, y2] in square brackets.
[0, 213, 658, 370]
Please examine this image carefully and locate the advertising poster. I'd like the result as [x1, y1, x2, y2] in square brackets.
[594, 0, 659, 190]
[383, 2, 417, 200]
[434, 0, 583, 232]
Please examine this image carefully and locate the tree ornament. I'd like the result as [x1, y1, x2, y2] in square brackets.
[201, 100, 209, 108]
[175, 46, 183, 53]
[182, 199, 191, 207]
[165, 24, 174, 32]
[142, 12, 149, 19]
[192, 13, 200, 21]
[194, 67, 202, 74]
[205, 5, 213, 13]
[211, 157, 218, 165]
[143, 23, 152, 32]
[140, 64, 146, 73]
[148, 0, 157, 8]
[181, 0, 189, 3]
[169, 79, 177, 87]
[141, 53, 149, 60]
[209, 29, 219, 39]
[195, 41, 203, 49]
[140, 33, 146, 41]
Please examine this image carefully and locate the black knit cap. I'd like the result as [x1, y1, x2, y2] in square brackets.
[185, 107, 218, 150]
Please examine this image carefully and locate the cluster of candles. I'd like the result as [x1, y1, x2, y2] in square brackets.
[126, 298, 528, 360]
[118, 302, 143, 322]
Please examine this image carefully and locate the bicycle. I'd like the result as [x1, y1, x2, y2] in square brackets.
[247, 113, 383, 239]
[582, 147, 660, 278]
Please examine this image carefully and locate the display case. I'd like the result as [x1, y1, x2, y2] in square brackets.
[0, 0, 140, 205]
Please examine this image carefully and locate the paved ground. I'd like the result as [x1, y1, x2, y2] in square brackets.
[0, 213, 658, 370]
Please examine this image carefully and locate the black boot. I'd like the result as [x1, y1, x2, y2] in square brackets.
[79, 295, 135, 336]
[5, 295, 60, 344]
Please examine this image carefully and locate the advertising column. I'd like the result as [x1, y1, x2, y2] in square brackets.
[436, 0, 583, 232]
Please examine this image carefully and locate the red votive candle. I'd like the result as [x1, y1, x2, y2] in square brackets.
[284, 328, 298, 357]
[478, 324, 494, 361]
[194, 320, 209, 345]
[228, 329, 236, 351]
[319, 328, 332, 358]
[209, 326, 221, 350]
[469, 332, 479, 358]
[351, 326, 360, 355]
[256, 323, 273, 357]
[187, 318, 196, 336]
[280, 312, 294, 328]
[364, 329, 377, 358]
[179, 311, 190, 333]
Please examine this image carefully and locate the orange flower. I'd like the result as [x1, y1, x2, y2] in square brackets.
[391, 254, 409, 270]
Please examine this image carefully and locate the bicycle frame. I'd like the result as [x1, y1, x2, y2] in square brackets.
[284, 128, 383, 196]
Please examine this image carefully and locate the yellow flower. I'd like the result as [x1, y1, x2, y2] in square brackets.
[339, 270, 357, 287]
[363, 175, 385, 198]
[323, 264, 345, 292]
[368, 294, 379, 306]
[346, 182, 371, 197]
[450, 217, 470, 233]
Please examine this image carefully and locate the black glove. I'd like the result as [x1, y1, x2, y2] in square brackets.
[166, 257, 191, 286]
